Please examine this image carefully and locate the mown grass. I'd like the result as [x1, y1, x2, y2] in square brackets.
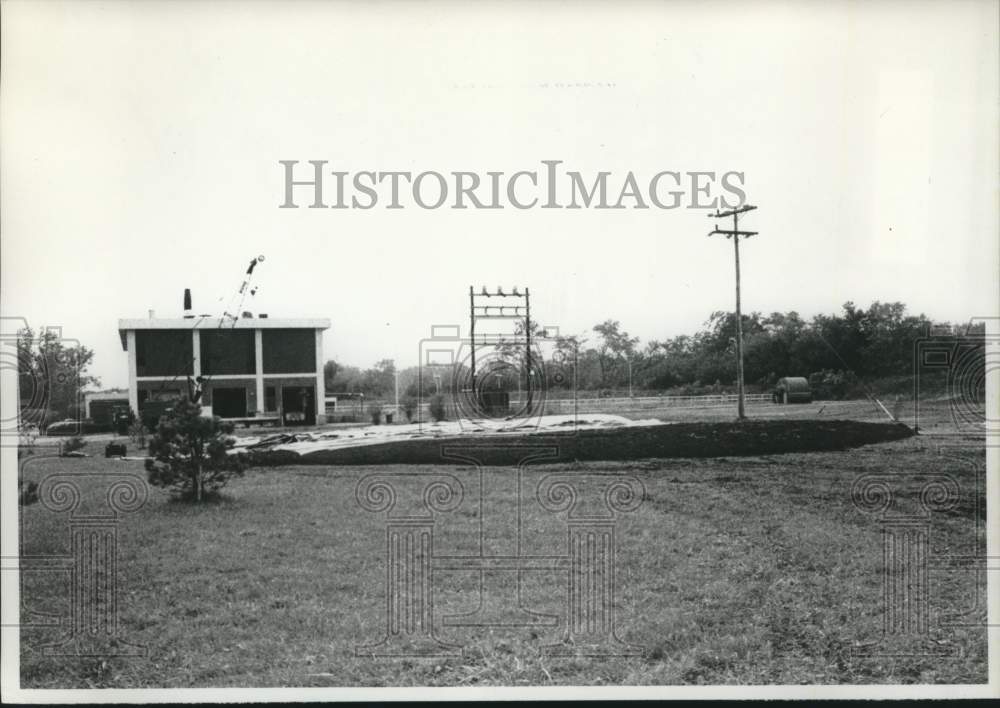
[17, 414, 987, 687]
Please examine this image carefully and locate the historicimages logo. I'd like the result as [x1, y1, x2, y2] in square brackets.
[278, 160, 747, 211]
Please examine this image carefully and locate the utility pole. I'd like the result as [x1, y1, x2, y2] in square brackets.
[524, 287, 532, 413]
[708, 204, 758, 420]
[469, 286, 477, 399]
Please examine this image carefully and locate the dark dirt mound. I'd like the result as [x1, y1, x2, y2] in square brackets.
[248, 419, 913, 467]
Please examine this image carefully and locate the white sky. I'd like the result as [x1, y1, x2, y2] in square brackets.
[2, 0, 997, 390]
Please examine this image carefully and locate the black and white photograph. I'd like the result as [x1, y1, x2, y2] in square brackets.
[1, 0, 997, 701]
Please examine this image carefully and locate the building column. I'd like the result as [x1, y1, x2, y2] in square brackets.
[126, 331, 138, 415]
[315, 328, 326, 424]
[191, 330, 201, 378]
[192, 330, 210, 415]
[254, 329, 264, 416]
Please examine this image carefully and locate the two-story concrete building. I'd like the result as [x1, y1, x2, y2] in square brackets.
[118, 315, 331, 425]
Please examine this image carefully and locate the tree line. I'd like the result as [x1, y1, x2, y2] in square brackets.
[12, 298, 974, 427]
[325, 301, 977, 401]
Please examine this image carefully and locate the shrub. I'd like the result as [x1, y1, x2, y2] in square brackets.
[368, 404, 382, 425]
[429, 394, 447, 422]
[18, 479, 38, 506]
[808, 369, 860, 400]
[128, 415, 147, 449]
[61, 436, 87, 454]
[402, 396, 418, 422]
[144, 398, 244, 502]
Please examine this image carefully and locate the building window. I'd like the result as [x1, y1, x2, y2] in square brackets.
[265, 386, 277, 412]
[212, 387, 248, 418]
[262, 329, 316, 374]
[135, 331, 193, 377]
[200, 330, 255, 375]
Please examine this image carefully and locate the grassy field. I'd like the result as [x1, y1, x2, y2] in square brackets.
[560, 395, 970, 428]
[17, 407, 988, 688]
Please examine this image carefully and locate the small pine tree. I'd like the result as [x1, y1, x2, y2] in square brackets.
[144, 398, 243, 502]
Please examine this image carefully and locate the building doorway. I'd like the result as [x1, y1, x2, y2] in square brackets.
[212, 387, 247, 418]
[281, 385, 315, 425]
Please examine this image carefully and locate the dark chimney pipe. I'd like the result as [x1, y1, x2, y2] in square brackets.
[183, 288, 192, 311]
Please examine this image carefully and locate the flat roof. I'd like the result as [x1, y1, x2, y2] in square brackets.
[84, 390, 129, 401]
[118, 317, 331, 349]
